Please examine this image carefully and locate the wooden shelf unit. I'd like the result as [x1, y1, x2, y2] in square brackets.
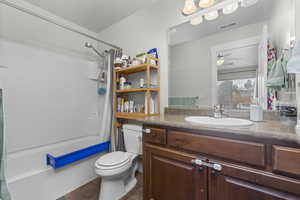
[113, 54, 160, 121]
[115, 112, 159, 120]
[114, 63, 159, 75]
[115, 88, 158, 94]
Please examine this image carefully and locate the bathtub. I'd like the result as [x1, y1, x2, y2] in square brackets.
[7, 136, 107, 200]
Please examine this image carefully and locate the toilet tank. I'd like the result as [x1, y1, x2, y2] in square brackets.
[123, 124, 142, 155]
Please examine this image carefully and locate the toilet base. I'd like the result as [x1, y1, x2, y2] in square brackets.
[125, 176, 137, 195]
[98, 160, 139, 200]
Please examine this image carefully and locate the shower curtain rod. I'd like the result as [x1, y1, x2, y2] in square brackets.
[0, 0, 122, 50]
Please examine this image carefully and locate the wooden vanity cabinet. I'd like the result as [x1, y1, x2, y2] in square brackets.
[143, 144, 207, 200]
[209, 164, 300, 200]
[143, 126, 300, 200]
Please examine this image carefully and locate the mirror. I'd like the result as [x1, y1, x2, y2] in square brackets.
[168, 0, 296, 111]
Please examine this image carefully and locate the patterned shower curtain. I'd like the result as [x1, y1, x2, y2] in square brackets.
[0, 90, 11, 200]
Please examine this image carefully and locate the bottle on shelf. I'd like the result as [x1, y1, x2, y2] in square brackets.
[120, 75, 126, 90]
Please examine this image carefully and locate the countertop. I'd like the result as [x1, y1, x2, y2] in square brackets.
[137, 114, 300, 145]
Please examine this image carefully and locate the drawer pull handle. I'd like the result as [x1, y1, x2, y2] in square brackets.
[143, 129, 151, 134]
[213, 163, 222, 171]
[191, 159, 222, 172]
[191, 159, 203, 165]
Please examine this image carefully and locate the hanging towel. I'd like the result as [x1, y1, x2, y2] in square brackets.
[266, 54, 287, 89]
[287, 41, 300, 74]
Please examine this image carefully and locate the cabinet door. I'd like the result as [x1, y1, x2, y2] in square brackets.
[209, 167, 300, 200]
[144, 144, 207, 200]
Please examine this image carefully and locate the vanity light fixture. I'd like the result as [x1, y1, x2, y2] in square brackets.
[190, 16, 203, 25]
[240, 0, 259, 7]
[199, 0, 215, 8]
[205, 10, 219, 21]
[182, 0, 197, 15]
[183, 0, 259, 25]
[223, 2, 239, 14]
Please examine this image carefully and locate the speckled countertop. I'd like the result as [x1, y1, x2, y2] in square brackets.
[137, 114, 300, 145]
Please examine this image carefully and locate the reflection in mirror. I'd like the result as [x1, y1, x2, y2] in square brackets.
[168, 0, 296, 113]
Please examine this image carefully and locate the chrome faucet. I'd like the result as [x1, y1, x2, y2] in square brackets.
[213, 104, 224, 118]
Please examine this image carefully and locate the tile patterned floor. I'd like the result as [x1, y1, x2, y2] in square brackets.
[57, 174, 143, 200]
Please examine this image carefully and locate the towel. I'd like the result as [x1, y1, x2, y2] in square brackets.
[287, 40, 300, 74]
[266, 54, 287, 89]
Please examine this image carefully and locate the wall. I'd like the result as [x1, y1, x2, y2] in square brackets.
[169, 22, 264, 106]
[0, 1, 107, 199]
[0, 39, 101, 152]
[98, 0, 188, 111]
[297, 1, 300, 37]
[296, 0, 300, 117]
[268, 0, 295, 50]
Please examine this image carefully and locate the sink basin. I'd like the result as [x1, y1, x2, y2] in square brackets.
[185, 116, 253, 127]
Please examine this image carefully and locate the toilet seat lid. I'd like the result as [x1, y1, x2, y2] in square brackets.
[96, 151, 130, 168]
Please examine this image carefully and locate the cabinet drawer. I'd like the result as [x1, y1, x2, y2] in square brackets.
[143, 127, 166, 145]
[273, 146, 300, 177]
[168, 131, 265, 167]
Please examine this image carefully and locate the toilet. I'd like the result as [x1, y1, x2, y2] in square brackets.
[95, 124, 142, 200]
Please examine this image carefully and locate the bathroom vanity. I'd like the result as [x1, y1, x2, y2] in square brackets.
[140, 114, 300, 200]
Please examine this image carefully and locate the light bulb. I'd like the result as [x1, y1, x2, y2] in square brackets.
[217, 54, 225, 66]
[241, 0, 259, 7]
[217, 60, 225, 66]
[190, 16, 203, 25]
[182, 0, 197, 15]
[223, 2, 238, 14]
[199, 0, 215, 8]
[204, 10, 219, 21]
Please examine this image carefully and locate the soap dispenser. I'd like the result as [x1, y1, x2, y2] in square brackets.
[250, 71, 263, 122]
[250, 98, 263, 122]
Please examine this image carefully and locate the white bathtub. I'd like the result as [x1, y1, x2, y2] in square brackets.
[7, 136, 107, 200]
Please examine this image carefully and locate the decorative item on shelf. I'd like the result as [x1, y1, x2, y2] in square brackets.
[123, 82, 132, 89]
[119, 75, 126, 90]
[114, 57, 123, 69]
[136, 53, 147, 64]
[131, 58, 141, 66]
[140, 78, 145, 88]
[147, 48, 159, 65]
[121, 55, 130, 68]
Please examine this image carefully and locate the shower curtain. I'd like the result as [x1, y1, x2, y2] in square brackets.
[99, 49, 125, 152]
[99, 49, 118, 150]
[0, 90, 11, 200]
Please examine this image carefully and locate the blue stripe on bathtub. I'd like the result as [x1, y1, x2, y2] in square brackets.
[46, 141, 110, 169]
